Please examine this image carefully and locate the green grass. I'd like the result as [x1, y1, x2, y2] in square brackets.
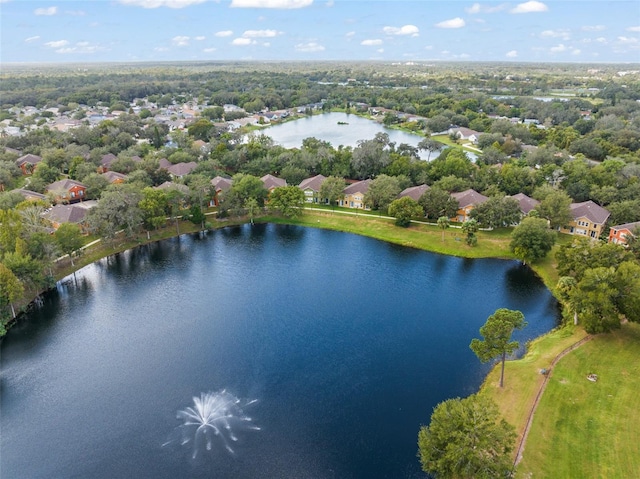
[479, 326, 588, 453]
[516, 323, 640, 478]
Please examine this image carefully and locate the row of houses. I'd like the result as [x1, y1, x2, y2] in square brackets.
[11, 161, 637, 247]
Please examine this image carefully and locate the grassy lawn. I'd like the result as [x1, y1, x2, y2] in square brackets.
[516, 323, 640, 479]
[478, 326, 589, 455]
[267, 210, 515, 259]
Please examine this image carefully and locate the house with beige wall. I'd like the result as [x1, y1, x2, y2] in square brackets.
[560, 200, 610, 240]
[341, 179, 371, 209]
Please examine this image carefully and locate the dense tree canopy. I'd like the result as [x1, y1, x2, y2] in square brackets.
[418, 394, 516, 479]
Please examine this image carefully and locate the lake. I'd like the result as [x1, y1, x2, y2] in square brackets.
[0, 224, 559, 478]
[261, 112, 442, 160]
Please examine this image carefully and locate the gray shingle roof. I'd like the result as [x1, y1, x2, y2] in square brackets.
[298, 174, 326, 192]
[261, 174, 286, 190]
[609, 221, 640, 233]
[45, 204, 88, 224]
[167, 161, 198, 177]
[16, 153, 42, 166]
[570, 200, 610, 225]
[343, 179, 372, 195]
[45, 179, 87, 192]
[211, 176, 233, 191]
[399, 184, 430, 201]
[451, 189, 489, 208]
[510, 193, 540, 214]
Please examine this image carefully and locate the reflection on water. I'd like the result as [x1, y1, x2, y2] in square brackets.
[1, 224, 559, 479]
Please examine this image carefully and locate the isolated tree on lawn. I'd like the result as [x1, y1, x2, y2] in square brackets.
[437, 216, 450, 241]
[462, 218, 479, 246]
[470, 308, 527, 388]
[417, 394, 516, 479]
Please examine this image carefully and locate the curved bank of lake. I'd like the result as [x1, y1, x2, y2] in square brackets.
[0, 224, 560, 478]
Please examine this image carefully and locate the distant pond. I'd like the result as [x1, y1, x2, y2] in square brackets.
[262, 112, 442, 160]
[0, 224, 559, 478]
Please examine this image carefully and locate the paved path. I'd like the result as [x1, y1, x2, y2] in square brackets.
[514, 334, 593, 466]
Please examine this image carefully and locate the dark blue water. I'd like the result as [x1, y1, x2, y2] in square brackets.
[0, 224, 559, 478]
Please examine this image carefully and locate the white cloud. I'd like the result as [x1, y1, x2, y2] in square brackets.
[465, 3, 508, 14]
[617, 36, 639, 44]
[230, 0, 313, 8]
[325, 0, 333, 6]
[581, 25, 605, 32]
[215, 30, 234, 37]
[232, 37, 255, 45]
[361, 39, 383, 46]
[346, 31, 355, 38]
[34, 6, 58, 16]
[295, 42, 325, 52]
[510, 1, 548, 14]
[377, 48, 384, 53]
[203, 47, 217, 52]
[383, 25, 419, 37]
[596, 37, 607, 44]
[506, 50, 518, 58]
[435, 17, 465, 29]
[572, 49, 581, 55]
[154, 47, 169, 52]
[549, 43, 567, 53]
[65, 10, 86, 16]
[627, 26, 640, 33]
[195, 36, 206, 41]
[118, 0, 206, 8]
[540, 29, 570, 40]
[172, 36, 190, 46]
[242, 29, 280, 38]
[25, 36, 41, 43]
[44, 40, 69, 48]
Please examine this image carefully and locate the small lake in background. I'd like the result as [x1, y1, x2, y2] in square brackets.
[0, 224, 559, 478]
[261, 112, 446, 161]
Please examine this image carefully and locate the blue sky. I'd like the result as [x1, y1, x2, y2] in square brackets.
[1, 0, 639, 64]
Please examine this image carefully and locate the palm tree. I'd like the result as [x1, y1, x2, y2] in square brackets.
[437, 216, 450, 242]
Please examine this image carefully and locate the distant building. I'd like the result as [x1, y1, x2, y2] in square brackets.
[15, 154, 42, 175]
[509, 193, 540, 216]
[608, 221, 640, 246]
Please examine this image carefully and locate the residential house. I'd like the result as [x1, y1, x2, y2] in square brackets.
[15, 154, 42, 175]
[99, 153, 117, 173]
[44, 203, 91, 231]
[167, 161, 198, 179]
[158, 158, 172, 170]
[261, 174, 286, 193]
[11, 188, 47, 202]
[560, 200, 610, 240]
[398, 184, 430, 202]
[450, 189, 489, 222]
[45, 179, 87, 204]
[210, 176, 233, 206]
[298, 174, 327, 204]
[102, 171, 127, 184]
[341, 179, 372, 209]
[608, 221, 640, 246]
[448, 127, 482, 144]
[509, 193, 540, 216]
